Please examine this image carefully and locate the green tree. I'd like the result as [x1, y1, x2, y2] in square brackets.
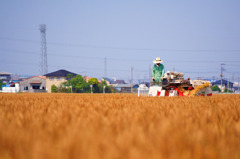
[58, 74, 74, 93]
[88, 78, 100, 93]
[67, 75, 89, 93]
[211, 85, 221, 92]
[59, 75, 89, 93]
[58, 83, 71, 93]
[51, 84, 58, 93]
[99, 80, 113, 93]
[0, 80, 6, 90]
[66, 74, 73, 80]
[59, 76, 114, 93]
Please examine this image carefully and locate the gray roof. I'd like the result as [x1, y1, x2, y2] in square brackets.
[114, 84, 133, 88]
[115, 80, 126, 84]
[44, 69, 77, 77]
[102, 77, 116, 84]
[212, 79, 234, 85]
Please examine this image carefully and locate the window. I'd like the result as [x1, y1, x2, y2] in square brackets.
[57, 77, 62, 81]
[42, 87, 45, 90]
[32, 86, 40, 89]
[24, 86, 28, 90]
[49, 77, 54, 81]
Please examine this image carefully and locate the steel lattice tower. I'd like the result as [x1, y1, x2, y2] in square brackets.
[39, 24, 48, 75]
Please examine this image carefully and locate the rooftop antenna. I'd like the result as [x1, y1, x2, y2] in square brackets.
[39, 24, 48, 75]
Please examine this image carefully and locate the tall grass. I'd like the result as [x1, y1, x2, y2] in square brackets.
[0, 94, 240, 159]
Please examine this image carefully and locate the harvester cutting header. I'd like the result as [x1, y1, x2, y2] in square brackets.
[138, 57, 212, 97]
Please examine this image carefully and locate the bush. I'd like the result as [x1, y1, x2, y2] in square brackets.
[0, 80, 6, 90]
[211, 85, 221, 92]
[99, 80, 113, 93]
[224, 89, 233, 93]
[51, 84, 58, 93]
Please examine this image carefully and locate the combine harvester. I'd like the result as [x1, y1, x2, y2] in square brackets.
[138, 71, 212, 97]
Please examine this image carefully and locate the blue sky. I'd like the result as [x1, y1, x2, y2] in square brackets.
[1, 0, 240, 82]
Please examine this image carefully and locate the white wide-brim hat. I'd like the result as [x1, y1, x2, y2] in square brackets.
[153, 57, 163, 63]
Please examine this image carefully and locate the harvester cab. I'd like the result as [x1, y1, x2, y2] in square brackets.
[147, 71, 212, 97]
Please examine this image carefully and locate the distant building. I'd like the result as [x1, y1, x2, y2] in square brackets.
[203, 79, 217, 83]
[45, 69, 77, 93]
[15, 76, 46, 93]
[2, 76, 46, 93]
[212, 79, 234, 92]
[233, 87, 240, 93]
[102, 77, 117, 86]
[114, 84, 134, 93]
[0, 72, 12, 83]
[115, 80, 126, 84]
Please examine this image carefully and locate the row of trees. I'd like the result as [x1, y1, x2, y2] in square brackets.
[211, 85, 233, 93]
[51, 74, 114, 93]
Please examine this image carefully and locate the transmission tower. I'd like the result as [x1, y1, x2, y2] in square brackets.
[39, 24, 48, 75]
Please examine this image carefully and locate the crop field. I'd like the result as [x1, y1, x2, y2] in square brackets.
[0, 93, 240, 159]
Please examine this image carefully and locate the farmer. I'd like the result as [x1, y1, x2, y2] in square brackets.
[152, 57, 165, 83]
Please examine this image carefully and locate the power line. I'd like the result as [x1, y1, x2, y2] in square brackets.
[1, 37, 240, 52]
[1, 47, 240, 63]
[0, 59, 149, 73]
[3, 59, 240, 76]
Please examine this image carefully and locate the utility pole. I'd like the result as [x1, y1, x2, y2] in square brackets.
[149, 64, 151, 83]
[220, 63, 225, 93]
[131, 67, 133, 93]
[237, 77, 240, 94]
[39, 24, 48, 75]
[104, 56, 107, 77]
[131, 67, 133, 84]
[227, 78, 229, 94]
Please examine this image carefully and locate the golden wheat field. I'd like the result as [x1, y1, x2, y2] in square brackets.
[0, 93, 240, 159]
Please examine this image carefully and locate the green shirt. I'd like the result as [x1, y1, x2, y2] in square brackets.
[152, 64, 165, 82]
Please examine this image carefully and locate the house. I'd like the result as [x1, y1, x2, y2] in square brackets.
[2, 76, 45, 93]
[102, 77, 117, 86]
[0, 72, 12, 83]
[115, 80, 126, 84]
[114, 84, 134, 93]
[44, 69, 77, 93]
[233, 82, 240, 93]
[233, 87, 240, 93]
[12, 76, 46, 93]
[212, 79, 234, 92]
